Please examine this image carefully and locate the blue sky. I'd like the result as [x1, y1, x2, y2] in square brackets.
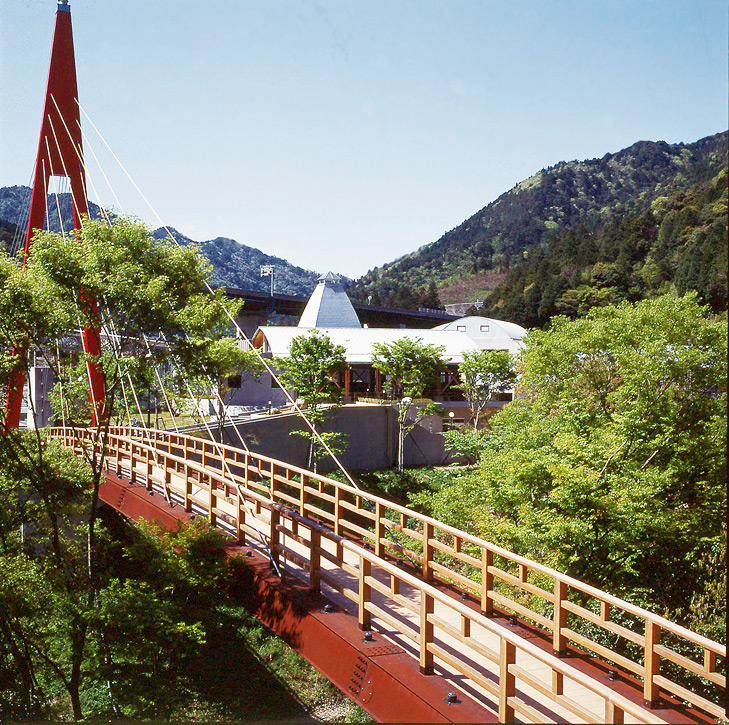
[1, 1, 726, 278]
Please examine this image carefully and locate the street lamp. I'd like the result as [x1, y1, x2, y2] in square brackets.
[260, 265, 275, 311]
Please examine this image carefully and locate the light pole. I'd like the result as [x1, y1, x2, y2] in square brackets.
[260, 265, 275, 312]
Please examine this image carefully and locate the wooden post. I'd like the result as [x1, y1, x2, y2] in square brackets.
[358, 555, 371, 630]
[552, 670, 563, 696]
[605, 700, 625, 724]
[374, 501, 385, 557]
[334, 486, 342, 536]
[309, 527, 321, 593]
[344, 367, 351, 402]
[300, 474, 309, 517]
[270, 506, 281, 568]
[644, 620, 660, 706]
[553, 579, 568, 655]
[422, 521, 434, 581]
[270, 463, 277, 502]
[184, 457, 192, 513]
[236, 495, 245, 544]
[208, 472, 216, 526]
[244, 452, 250, 490]
[498, 638, 516, 723]
[481, 548, 494, 617]
[419, 591, 434, 674]
[130, 444, 137, 484]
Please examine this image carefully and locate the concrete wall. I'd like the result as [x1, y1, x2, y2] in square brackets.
[215, 403, 454, 473]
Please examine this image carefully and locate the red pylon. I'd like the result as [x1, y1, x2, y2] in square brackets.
[4, 0, 105, 431]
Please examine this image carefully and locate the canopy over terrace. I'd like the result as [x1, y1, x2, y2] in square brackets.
[252, 326, 481, 400]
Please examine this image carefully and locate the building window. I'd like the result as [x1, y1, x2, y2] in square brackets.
[480, 325, 490, 332]
[456, 325, 466, 331]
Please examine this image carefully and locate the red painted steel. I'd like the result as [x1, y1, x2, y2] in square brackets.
[98, 472, 495, 722]
[98, 468, 719, 725]
[4, 1, 105, 431]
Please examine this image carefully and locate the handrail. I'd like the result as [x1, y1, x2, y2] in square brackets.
[48, 426, 726, 722]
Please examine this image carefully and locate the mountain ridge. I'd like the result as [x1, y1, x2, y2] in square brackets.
[0, 189, 321, 296]
[348, 131, 728, 309]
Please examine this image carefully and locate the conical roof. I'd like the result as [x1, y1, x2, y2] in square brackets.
[298, 272, 361, 328]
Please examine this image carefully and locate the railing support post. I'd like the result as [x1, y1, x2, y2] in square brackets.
[481, 547, 493, 617]
[184, 457, 192, 513]
[374, 501, 384, 557]
[236, 493, 245, 545]
[419, 591, 434, 674]
[422, 521, 434, 581]
[300, 474, 308, 517]
[334, 487, 341, 536]
[309, 527, 321, 593]
[358, 555, 371, 630]
[499, 638, 516, 723]
[644, 620, 661, 706]
[553, 579, 568, 656]
[605, 700, 625, 724]
[270, 506, 281, 569]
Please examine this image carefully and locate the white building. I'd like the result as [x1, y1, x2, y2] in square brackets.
[228, 273, 527, 408]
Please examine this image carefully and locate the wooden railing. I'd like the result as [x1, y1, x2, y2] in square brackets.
[49, 426, 726, 723]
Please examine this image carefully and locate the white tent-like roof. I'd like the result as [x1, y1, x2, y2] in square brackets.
[432, 316, 526, 354]
[298, 272, 362, 328]
[254, 327, 480, 364]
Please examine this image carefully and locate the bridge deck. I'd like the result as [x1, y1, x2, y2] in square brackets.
[52, 427, 725, 725]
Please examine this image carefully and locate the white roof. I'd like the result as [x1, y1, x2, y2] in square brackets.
[298, 272, 362, 328]
[432, 316, 526, 349]
[255, 327, 480, 364]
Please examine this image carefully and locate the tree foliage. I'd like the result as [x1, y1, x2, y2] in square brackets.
[413, 294, 726, 619]
[276, 330, 347, 471]
[457, 348, 517, 429]
[371, 337, 446, 471]
[0, 216, 252, 718]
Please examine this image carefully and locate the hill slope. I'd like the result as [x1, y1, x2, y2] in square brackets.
[480, 165, 727, 327]
[0, 187, 320, 296]
[348, 131, 727, 309]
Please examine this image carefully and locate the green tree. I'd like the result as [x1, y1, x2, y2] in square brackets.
[371, 337, 445, 471]
[413, 294, 726, 617]
[275, 330, 347, 472]
[457, 349, 517, 429]
[0, 216, 243, 719]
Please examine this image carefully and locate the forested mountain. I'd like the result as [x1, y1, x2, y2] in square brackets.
[480, 166, 727, 327]
[0, 187, 320, 296]
[149, 227, 320, 295]
[348, 132, 728, 314]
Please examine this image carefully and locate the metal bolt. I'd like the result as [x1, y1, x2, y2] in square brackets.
[396, 558, 405, 567]
[148, 490, 154, 496]
[243, 550, 252, 557]
[607, 670, 618, 682]
[362, 632, 375, 642]
[444, 692, 459, 705]
[508, 615, 518, 626]
[460, 591, 469, 601]
[323, 604, 335, 614]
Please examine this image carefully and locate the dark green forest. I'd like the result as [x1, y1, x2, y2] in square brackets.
[479, 165, 727, 326]
[348, 132, 727, 315]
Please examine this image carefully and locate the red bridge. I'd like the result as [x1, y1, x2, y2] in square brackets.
[49, 426, 725, 724]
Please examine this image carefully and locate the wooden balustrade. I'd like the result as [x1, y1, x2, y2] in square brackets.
[49, 426, 726, 723]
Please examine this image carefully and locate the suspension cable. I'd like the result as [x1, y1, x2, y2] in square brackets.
[77, 103, 361, 492]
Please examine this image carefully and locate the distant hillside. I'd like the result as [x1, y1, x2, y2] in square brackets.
[480, 165, 727, 327]
[150, 227, 320, 295]
[348, 131, 728, 310]
[0, 187, 320, 296]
